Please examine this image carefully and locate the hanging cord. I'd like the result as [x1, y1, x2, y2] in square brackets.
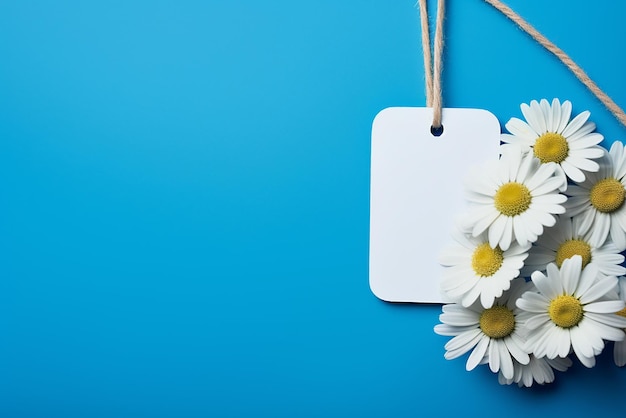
[484, 0, 626, 128]
[418, 0, 446, 130]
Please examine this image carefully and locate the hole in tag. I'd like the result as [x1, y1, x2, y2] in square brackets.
[430, 124, 444, 137]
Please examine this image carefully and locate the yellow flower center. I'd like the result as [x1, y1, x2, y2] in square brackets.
[494, 182, 532, 217]
[471, 243, 504, 277]
[479, 305, 516, 339]
[590, 178, 625, 213]
[548, 295, 583, 328]
[533, 132, 569, 164]
[555, 239, 592, 268]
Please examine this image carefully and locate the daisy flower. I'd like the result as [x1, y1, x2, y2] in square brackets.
[439, 228, 530, 308]
[497, 355, 572, 387]
[614, 277, 626, 367]
[501, 98, 604, 183]
[462, 146, 567, 251]
[520, 215, 626, 278]
[565, 141, 626, 250]
[516, 256, 626, 368]
[434, 278, 530, 380]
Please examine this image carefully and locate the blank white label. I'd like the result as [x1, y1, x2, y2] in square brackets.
[369, 107, 501, 303]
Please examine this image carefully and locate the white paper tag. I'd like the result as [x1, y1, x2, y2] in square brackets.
[369, 107, 501, 303]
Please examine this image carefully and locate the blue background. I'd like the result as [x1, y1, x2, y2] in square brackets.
[1, 1, 625, 416]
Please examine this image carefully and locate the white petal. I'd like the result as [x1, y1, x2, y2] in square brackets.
[554, 327, 572, 358]
[466, 335, 489, 371]
[517, 292, 550, 313]
[505, 335, 530, 365]
[489, 215, 508, 249]
[589, 212, 610, 247]
[498, 340, 514, 379]
[484, 339, 498, 373]
[541, 98, 554, 131]
[570, 135, 604, 150]
[435, 323, 477, 337]
[471, 209, 500, 238]
[556, 101, 572, 133]
[576, 262, 599, 297]
[551, 98, 562, 133]
[583, 318, 626, 341]
[562, 110, 590, 137]
[609, 219, 626, 251]
[534, 324, 560, 358]
[508, 146, 523, 182]
[462, 284, 483, 308]
[524, 313, 551, 330]
[513, 216, 529, 247]
[521, 102, 542, 135]
[561, 160, 585, 183]
[570, 325, 596, 360]
[584, 312, 626, 328]
[542, 262, 565, 297]
[525, 162, 556, 191]
[562, 256, 580, 295]
[577, 208, 596, 236]
[567, 121, 597, 142]
[501, 217, 513, 251]
[566, 155, 599, 172]
[445, 328, 483, 352]
[505, 117, 538, 142]
[584, 300, 625, 314]
[614, 339, 626, 367]
[579, 273, 616, 304]
[529, 100, 547, 134]
[576, 353, 596, 368]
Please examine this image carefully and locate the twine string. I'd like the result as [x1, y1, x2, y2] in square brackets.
[418, 0, 626, 129]
[484, 0, 626, 128]
[418, 0, 445, 130]
[418, 0, 433, 108]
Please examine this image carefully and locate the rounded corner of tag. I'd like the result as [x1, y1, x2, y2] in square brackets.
[372, 107, 401, 127]
[475, 108, 501, 128]
[369, 275, 394, 302]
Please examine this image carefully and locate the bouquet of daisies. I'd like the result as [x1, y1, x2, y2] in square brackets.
[434, 99, 626, 387]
